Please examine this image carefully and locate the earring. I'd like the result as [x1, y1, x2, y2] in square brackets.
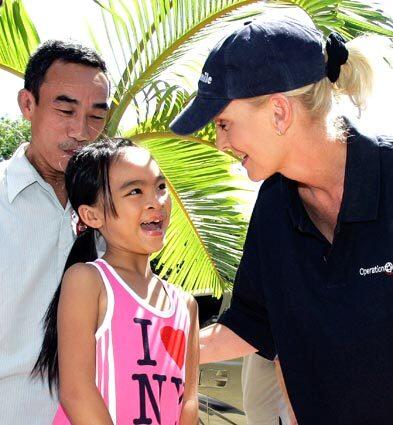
[276, 129, 283, 136]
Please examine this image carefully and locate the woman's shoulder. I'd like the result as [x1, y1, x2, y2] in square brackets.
[376, 134, 393, 150]
[375, 134, 393, 171]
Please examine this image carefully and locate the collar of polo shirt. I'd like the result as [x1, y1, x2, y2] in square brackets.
[284, 118, 381, 230]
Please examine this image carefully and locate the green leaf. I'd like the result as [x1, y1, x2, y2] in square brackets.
[273, 0, 393, 37]
[91, 0, 263, 135]
[0, 0, 40, 77]
[138, 136, 250, 297]
[0, 116, 31, 159]
[120, 83, 250, 296]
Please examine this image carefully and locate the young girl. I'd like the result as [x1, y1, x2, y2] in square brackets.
[33, 138, 199, 425]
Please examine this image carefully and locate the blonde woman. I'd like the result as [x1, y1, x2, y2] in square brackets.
[170, 17, 393, 425]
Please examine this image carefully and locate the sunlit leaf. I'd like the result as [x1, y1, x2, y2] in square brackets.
[0, 0, 40, 77]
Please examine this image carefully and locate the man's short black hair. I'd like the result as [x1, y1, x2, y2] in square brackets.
[24, 40, 108, 103]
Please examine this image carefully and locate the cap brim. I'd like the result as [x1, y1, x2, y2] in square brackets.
[169, 96, 230, 136]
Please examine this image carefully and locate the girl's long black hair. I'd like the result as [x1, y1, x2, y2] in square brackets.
[32, 138, 132, 393]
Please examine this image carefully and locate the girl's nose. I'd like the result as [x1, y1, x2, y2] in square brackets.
[147, 194, 165, 210]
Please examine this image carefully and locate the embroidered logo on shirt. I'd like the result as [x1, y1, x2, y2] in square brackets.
[199, 71, 212, 84]
[359, 261, 393, 276]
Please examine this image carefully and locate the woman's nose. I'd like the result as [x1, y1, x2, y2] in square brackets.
[215, 128, 230, 152]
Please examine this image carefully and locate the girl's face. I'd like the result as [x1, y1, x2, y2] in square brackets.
[213, 99, 287, 181]
[99, 147, 171, 255]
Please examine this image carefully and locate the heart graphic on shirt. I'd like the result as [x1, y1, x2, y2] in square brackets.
[160, 326, 186, 369]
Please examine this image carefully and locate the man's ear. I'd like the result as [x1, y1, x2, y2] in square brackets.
[17, 89, 36, 121]
[269, 93, 292, 136]
[78, 205, 103, 230]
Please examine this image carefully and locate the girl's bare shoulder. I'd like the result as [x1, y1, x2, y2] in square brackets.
[61, 262, 103, 295]
[167, 282, 198, 316]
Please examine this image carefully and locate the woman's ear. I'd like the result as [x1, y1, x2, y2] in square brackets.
[78, 205, 103, 230]
[269, 94, 292, 136]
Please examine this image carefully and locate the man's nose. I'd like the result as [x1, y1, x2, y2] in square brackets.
[68, 115, 89, 143]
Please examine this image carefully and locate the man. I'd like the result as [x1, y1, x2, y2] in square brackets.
[0, 40, 109, 424]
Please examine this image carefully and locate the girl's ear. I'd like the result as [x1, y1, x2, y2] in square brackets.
[78, 205, 103, 230]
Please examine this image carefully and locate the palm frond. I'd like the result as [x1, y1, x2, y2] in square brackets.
[119, 83, 250, 296]
[274, 0, 393, 38]
[124, 81, 192, 134]
[138, 136, 250, 297]
[0, 0, 40, 77]
[91, 0, 264, 135]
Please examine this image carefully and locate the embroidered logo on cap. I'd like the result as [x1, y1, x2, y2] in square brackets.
[199, 72, 212, 85]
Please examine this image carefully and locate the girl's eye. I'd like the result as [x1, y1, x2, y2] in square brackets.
[128, 188, 142, 196]
[158, 182, 167, 191]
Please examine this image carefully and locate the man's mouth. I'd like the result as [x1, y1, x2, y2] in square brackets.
[63, 148, 78, 156]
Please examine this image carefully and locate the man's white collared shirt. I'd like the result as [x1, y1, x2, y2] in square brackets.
[0, 143, 75, 424]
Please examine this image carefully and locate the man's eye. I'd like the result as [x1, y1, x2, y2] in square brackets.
[90, 115, 105, 120]
[57, 109, 73, 115]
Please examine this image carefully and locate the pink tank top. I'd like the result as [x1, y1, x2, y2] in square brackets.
[52, 259, 190, 425]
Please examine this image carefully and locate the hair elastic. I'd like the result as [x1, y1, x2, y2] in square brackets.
[326, 32, 349, 83]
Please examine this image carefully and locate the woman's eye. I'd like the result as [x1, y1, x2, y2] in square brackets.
[217, 122, 228, 131]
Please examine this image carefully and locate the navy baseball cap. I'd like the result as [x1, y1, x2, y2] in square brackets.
[170, 17, 326, 135]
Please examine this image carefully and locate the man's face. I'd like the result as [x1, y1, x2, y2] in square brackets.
[21, 60, 109, 172]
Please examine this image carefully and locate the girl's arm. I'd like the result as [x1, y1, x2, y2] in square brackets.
[57, 263, 113, 425]
[179, 294, 200, 425]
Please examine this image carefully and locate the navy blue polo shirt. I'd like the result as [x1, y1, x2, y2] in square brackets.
[219, 122, 393, 425]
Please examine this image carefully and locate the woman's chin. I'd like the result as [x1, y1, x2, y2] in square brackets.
[247, 169, 268, 182]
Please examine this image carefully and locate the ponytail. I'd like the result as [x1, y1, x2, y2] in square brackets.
[334, 36, 374, 112]
[32, 228, 97, 394]
[32, 138, 133, 393]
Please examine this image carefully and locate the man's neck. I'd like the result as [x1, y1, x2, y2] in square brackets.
[25, 145, 68, 208]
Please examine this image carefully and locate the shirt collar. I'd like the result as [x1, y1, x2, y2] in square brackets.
[283, 119, 380, 228]
[339, 121, 380, 222]
[7, 143, 47, 203]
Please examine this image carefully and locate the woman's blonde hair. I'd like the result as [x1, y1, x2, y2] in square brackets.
[249, 34, 378, 124]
